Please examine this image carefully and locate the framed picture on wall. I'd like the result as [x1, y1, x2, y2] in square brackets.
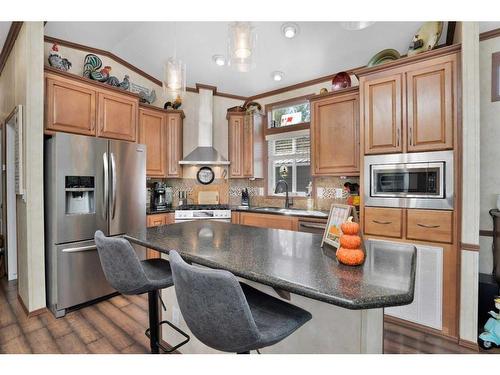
[321, 204, 358, 249]
[493, 51, 500, 102]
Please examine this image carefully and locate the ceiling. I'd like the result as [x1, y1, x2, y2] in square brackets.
[39, 21, 500, 96]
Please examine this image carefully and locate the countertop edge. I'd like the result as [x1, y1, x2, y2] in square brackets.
[125, 234, 415, 310]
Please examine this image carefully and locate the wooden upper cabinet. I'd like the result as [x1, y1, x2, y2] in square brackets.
[228, 113, 244, 178]
[166, 112, 183, 178]
[311, 90, 359, 176]
[45, 74, 97, 136]
[242, 115, 254, 177]
[362, 73, 403, 155]
[359, 50, 458, 155]
[228, 113, 263, 179]
[97, 90, 138, 142]
[139, 108, 166, 177]
[406, 58, 455, 152]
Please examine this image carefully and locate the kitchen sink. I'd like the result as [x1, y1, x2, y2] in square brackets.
[252, 206, 328, 218]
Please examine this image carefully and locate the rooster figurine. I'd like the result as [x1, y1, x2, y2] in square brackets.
[48, 43, 72, 72]
[138, 89, 156, 105]
[90, 66, 112, 82]
[106, 74, 130, 91]
[83, 53, 102, 78]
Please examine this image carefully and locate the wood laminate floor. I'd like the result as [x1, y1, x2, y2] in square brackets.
[0, 278, 492, 354]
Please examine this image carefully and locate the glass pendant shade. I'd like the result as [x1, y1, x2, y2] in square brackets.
[228, 22, 256, 72]
[163, 57, 186, 99]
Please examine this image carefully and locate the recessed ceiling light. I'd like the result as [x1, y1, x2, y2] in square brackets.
[340, 22, 375, 31]
[212, 55, 226, 66]
[272, 71, 284, 81]
[281, 23, 299, 39]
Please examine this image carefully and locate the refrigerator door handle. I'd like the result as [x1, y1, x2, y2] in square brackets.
[62, 245, 97, 253]
[111, 152, 117, 220]
[103, 152, 109, 220]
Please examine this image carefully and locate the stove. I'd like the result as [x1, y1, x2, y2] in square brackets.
[174, 204, 231, 222]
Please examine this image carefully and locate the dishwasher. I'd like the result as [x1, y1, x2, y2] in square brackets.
[297, 219, 327, 234]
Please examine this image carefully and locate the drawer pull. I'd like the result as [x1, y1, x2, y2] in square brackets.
[373, 220, 392, 225]
[417, 223, 441, 229]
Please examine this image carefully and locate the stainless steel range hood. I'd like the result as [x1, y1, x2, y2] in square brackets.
[179, 88, 230, 165]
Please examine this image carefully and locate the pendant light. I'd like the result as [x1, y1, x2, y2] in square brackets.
[163, 23, 186, 100]
[228, 22, 256, 72]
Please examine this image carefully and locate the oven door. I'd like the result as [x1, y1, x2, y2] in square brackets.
[371, 162, 444, 199]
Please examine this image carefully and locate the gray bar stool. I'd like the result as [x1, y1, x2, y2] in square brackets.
[169, 250, 312, 353]
[94, 231, 189, 354]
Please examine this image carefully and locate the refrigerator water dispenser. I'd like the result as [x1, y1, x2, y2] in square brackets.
[65, 176, 95, 215]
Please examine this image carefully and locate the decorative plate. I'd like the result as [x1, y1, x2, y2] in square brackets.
[407, 22, 444, 57]
[367, 49, 401, 67]
[331, 72, 351, 91]
[197, 167, 215, 185]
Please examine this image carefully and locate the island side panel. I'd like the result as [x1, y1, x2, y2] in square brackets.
[160, 270, 383, 354]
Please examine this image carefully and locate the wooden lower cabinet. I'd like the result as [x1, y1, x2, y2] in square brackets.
[364, 207, 403, 238]
[406, 209, 453, 244]
[146, 213, 174, 259]
[238, 212, 298, 231]
[363, 206, 458, 338]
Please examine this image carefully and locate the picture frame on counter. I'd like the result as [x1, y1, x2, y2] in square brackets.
[321, 204, 358, 249]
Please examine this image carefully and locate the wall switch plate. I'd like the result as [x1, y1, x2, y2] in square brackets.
[317, 187, 324, 198]
[335, 188, 344, 199]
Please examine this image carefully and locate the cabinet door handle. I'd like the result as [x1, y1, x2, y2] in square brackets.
[417, 223, 440, 229]
[373, 220, 392, 225]
[396, 128, 400, 147]
[409, 126, 413, 146]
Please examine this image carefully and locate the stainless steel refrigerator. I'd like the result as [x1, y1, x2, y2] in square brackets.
[45, 133, 146, 317]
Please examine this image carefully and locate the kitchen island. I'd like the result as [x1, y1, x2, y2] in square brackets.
[126, 221, 416, 354]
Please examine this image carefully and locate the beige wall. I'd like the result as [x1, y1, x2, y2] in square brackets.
[0, 22, 45, 311]
[460, 22, 480, 343]
[479, 35, 500, 274]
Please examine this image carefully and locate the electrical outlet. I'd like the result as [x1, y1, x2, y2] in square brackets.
[335, 188, 344, 199]
[258, 187, 264, 196]
[317, 187, 324, 198]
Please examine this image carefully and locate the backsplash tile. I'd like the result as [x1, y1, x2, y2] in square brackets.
[152, 175, 359, 212]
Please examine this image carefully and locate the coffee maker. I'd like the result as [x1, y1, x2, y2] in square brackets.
[151, 182, 172, 211]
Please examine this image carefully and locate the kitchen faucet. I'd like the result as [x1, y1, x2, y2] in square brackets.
[275, 180, 292, 209]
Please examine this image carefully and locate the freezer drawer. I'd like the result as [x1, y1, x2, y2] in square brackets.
[55, 239, 115, 315]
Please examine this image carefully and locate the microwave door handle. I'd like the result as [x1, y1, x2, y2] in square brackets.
[102, 152, 108, 220]
[111, 152, 117, 220]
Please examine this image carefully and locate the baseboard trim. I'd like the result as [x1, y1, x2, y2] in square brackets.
[17, 294, 47, 318]
[384, 315, 458, 342]
[459, 339, 479, 352]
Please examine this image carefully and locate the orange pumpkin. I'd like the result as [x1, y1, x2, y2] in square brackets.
[340, 234, 362, 249]
[341, 216, 359, 235]
[336, 247, 365, 266]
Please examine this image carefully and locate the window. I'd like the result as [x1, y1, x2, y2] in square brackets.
[268, 100, 310, 128]
[268, 133, 311, 197]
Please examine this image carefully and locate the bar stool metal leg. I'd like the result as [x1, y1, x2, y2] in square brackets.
[147, 290, 160, 354]
[145, 289, 190, 354]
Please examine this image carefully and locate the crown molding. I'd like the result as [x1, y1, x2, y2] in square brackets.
[0, 22, 23, 76]
[480, 27, 500, 42]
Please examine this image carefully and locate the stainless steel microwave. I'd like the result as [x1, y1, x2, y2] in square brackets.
[364, 151, 454, 210]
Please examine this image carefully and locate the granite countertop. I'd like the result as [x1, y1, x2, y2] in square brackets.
[126, 221, 416, 310]
[146, 207, 175, 215]
[230, 205, 330, 219]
